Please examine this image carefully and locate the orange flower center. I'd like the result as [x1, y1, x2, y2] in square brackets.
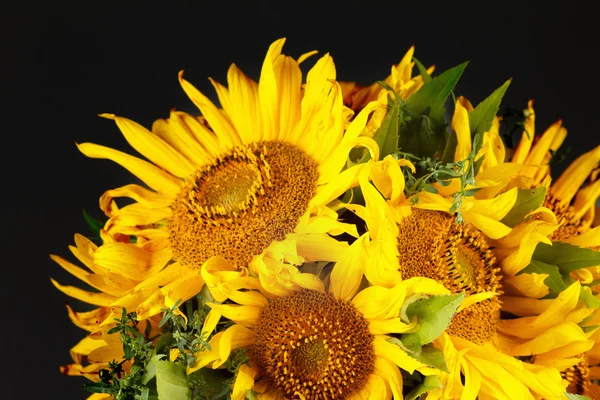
[396, 209, 502, 344]
[253, 291, 374, 399]
[169, 141, 318, 268]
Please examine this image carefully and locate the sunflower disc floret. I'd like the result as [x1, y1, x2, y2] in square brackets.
[252, 290, 375, 399]
[170, 141, 319, 268]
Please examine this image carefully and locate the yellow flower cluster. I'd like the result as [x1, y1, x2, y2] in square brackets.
[52, 39, 600, 399]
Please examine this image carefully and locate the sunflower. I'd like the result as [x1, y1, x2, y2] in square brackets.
[74, 38, 383, 313]
[186, 255, 461, 400]
[330, 91, 590, 397]
[499, 100, 600, 397]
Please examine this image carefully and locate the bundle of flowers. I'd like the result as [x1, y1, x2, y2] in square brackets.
[51, 38, 600, 400]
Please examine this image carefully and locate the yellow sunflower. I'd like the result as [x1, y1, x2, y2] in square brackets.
[187, 256, 459, 400]
[332, 152, 576, 399]
[72, 38, 384, 316]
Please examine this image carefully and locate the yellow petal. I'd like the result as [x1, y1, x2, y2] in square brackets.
[511, 100, 535, 164]
[565, 225, 600, 248]
[188, 324, 254, 372]
[178, 71, 239, 147]
[93, 242, 152, 281]
[462, 210, 512, 239]
[99, 184, 173, 216]
[258, 38, 286, 141]
[310, 163, 365, 209]
[453, 96, 472, 161]
[373, 357, 403, 399]
[352, 285, 406, 320]
[226, 64, 262, 144]
[458, 292, 497, 313]
[152, 111, 213, 165]
[207, 303, 262, 326]
[506, 322, 588, 356]
[369, 317, 418, 335]
[77, 142, 181, 196]
[51, 278, 115, 306]
[231, 363, 259, 400]
[273, 55, 302, 140]
[330, 234, 367, 302]
[496, 281, 581, 339]
[573, 179, 600, 221]
[373, 336, 428, 374]
[100, 114, 195, 178]
[553, 145, 600, 205]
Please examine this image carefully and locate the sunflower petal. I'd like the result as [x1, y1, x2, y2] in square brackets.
[77, 142, 181, 196]
[100, 114, 195, 178]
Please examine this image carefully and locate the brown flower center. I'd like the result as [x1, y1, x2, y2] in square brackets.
[562, 357, 591, 396]
[544, 190, 590, 241]
[253, 291, 374, 399]
[169, 141, 319, 268]
[396, 209, 503, 344]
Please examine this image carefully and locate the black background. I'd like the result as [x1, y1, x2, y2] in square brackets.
[2, 1, 598, 399]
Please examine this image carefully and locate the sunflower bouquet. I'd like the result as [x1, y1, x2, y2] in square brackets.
[52, 38, 600, 400]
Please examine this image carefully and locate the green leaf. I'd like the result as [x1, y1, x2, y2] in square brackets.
[417, 345, 449, 372]
[565, 394, 591, 400]
[413, 57, 432, 83]
[393, 342, 449, 373]
[533, 242, 600, 275]
[518, 260, 566, 294]
[393, 333, 421, 353]
[468, 79, 511, 138]
[142, 354, 165, 385]
[154, 359, 191, 400]
[580, 286, 600, 308]
[83, 209, 105, 240]
[500, 187, 547, 228]
[372, 99, 401, 159]
[441, 130, 458, 164]
[406, 62, 468, 122]
[404, 293, 465, 344]
[405, 375, 443, 400]
[399, 62, 468, 158]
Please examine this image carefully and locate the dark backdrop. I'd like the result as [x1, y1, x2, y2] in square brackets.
[2, 1, 598, 399]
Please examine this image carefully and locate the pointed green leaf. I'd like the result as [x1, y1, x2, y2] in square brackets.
[405, 293, 465, 344]
[469, 79, 511, 138]
[418, 344, 449, 372]
[154, 359, 191, 400]
[406, 375, 443, 400]
[534, 242, 600, 275]
[518, 260, 566, 294]
[406, 62, 468, 122]
[83, 209, 105, 239]
[441, 130, 458, 163]
[413, 57, 432, 83]
[500, 187, 547, 228]
[580, 286, 600, 308]
[372, 99, 401, 159]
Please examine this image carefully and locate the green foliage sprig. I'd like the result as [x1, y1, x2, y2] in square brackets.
[83, 309, 157, 399]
